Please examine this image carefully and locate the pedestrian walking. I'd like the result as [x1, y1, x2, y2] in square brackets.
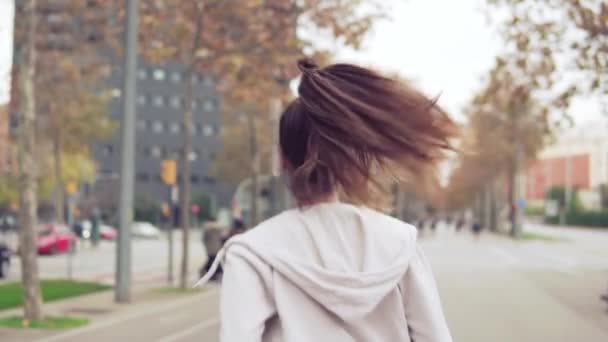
[472, 220, 483, 240]
[455, 216, 465, 232]
[197, 59, 455, 341]
[199, 221, 227, 281]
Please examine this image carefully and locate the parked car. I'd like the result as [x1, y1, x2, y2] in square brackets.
[0, 241, 10, 278]
[74, 220, 117, 241]
[37, 224, 77, 255]
[100, 224, 118, 240]
[132, 222, 161, 239]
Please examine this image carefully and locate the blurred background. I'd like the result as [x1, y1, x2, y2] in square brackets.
[0, 0, 606, 341]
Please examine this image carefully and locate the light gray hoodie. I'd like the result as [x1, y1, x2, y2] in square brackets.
[197, 202, 452, 342]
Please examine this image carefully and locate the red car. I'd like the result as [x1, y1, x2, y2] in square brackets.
[100, 224, 118, 240]
[37, 224, 77, 254]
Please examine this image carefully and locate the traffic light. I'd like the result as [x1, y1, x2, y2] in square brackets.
[161, 160, 177, 185]
[161, 203, 171, 218]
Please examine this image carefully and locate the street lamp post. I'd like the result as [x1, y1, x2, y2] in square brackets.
[115, 0, 138, 303]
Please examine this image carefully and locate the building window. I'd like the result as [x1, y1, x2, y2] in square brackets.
[47, 13, 63, 24]
[102, 145, 114, 156]
[87, 32, 101, 43]
[191, 175, 200, 184]
[152, 95, 165, 107]
[189, 150, 198, 161]
[169, 96, 182, 109]
[152, 120, 165, 133]
[169, 122, 181, 134]
[137, 68, 148, 80]
[204, 176, 216, 184]
[203, 76, 214, 87]
[203, 124, 214, 137]
[136, 119, 148, 131]
[203, 99, 216, 112]
[171, 71, 182, 83]
[136, 172, 150, 182]
[150, 146, 162, 158]
[153, 68, 166, 81]
[137, 94, 147, 106]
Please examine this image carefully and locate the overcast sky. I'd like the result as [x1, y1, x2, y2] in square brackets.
[0, 0, 601, 123]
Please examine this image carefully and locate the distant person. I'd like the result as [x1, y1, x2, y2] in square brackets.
[197, 59, 454, 341]
[472, 220, 483, 239]
[430, 218, 439, 234]
[455, 216, 466, 233]
[200, 221, 226, 281]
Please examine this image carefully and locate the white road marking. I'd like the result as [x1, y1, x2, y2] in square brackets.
[157, 317, 220, 342]
[34, 288, 218, 342]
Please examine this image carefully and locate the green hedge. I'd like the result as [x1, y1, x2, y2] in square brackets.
[525, 206, 544, 216]
[545, 209, 608, 228]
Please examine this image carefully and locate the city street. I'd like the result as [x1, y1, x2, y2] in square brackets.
[3, 222, 607, 342]
[1, 230, 207, 287]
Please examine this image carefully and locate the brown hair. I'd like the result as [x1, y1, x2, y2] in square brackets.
[280, 58, 457, 205]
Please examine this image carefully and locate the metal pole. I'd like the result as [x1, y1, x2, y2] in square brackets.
[168, 185, 177, 285]
[115, 0, 138, 303]
[66, 193, 73, 279]
[565, 154, 572, 212]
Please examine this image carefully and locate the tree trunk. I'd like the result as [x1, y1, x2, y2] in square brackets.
[247, 113, 259, 227]
[509, 143, 523, 238]
[52, 131, 65, 223]
[17, 0, 43, 321]
[179, 67, 195, 289]
[178, 1, 205, 290]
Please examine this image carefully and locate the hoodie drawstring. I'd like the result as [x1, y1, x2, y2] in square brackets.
[193, 246, 227, 288]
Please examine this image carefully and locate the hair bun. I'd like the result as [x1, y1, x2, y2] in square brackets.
[297, 58, 318, 75]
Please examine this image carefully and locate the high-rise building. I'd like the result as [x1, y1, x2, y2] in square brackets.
[12, 0, 233, 215]
[94, 62, 232, 212]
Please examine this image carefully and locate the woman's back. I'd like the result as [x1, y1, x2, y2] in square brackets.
[218, 202, 452, 341]
[197, 58, 456, 341]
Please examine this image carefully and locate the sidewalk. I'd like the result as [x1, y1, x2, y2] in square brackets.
[0, 273, 215, 342]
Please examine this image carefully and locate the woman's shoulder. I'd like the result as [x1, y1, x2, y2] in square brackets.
[231, 210, 301, 245]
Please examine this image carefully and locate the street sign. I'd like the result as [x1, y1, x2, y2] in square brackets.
[65, 182, 78, 195]
[161, 160, 177, 185]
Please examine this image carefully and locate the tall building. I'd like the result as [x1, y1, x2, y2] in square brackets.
[12, 0, 233, 215]
[524, 120, 608, 209]
[94, 62, 232, 211]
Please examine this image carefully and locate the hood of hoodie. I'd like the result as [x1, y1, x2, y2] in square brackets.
[213, 202, 418, 321]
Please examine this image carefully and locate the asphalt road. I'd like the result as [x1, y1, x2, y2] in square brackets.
[1, 230, 208, 287]
[4, 222, 608, 342]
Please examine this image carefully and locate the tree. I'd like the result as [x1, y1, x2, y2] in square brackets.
[11, 1, 116, 223]
[486, 0, 607, 115]
[14, 0, 43, 321]
[446, 59, 548, 235]
[138, 0, 390, 288]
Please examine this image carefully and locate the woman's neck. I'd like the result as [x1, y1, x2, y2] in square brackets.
[299, 192, 339, 207]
